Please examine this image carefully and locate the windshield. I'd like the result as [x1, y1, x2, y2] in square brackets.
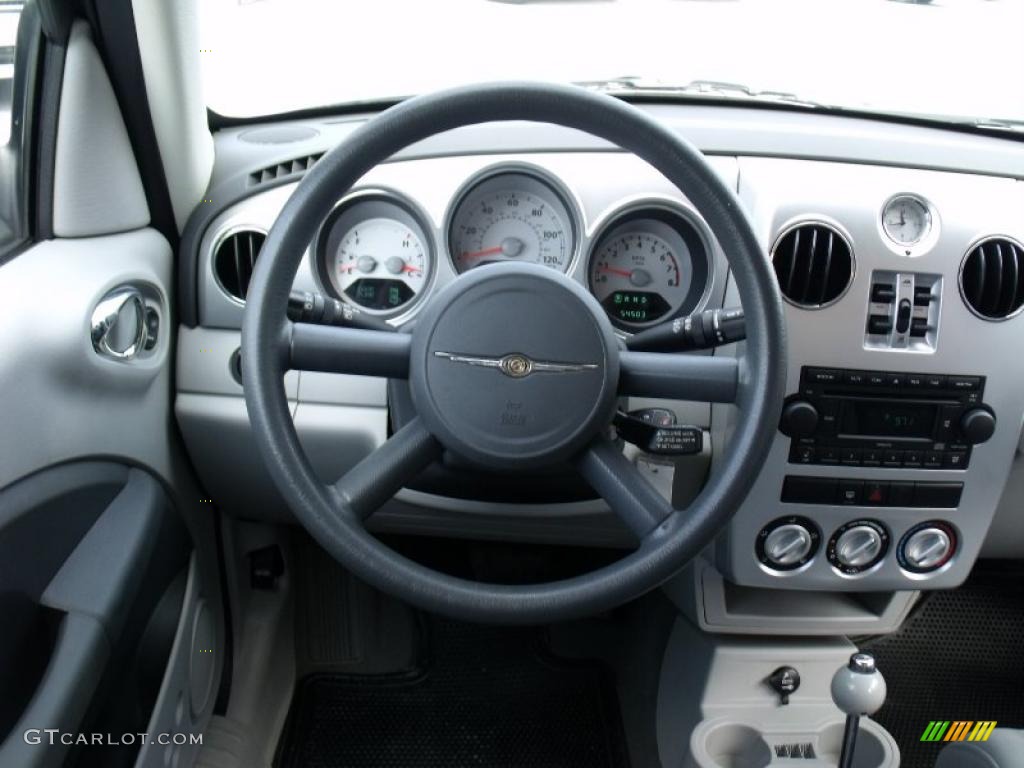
[201, 0, 1024, 128]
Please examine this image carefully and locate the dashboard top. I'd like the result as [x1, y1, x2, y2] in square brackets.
[181, 102, 1024, 327]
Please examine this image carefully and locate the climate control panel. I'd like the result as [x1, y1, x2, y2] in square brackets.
[756, 517, 958, 577]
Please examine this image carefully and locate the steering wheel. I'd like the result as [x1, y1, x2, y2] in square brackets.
[241, 82, 786, 624]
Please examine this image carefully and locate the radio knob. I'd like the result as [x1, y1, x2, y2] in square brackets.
[764, 524, 814, 567]
[960, 407, 996, 445]
[835, 525, 884, 569]
[780, 400, 819, 438]
[901, 526, 954, 572]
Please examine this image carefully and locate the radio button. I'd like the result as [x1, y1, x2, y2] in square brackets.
[818, 447, 840, 464]
[843, 370, 869, 386]
[864, 481, 888, 506]
[806, 368, 842, 385]
[923, 451, 944, 469]
[867, 372, 887, 387]
[903, 450, 924, 468]
[948, 376, 981, 392]
[906, 374, 927, 388]
[885, 373, 905, 388]
[882, 450, 904, 467]
[840, 448, 861, 466]
[924, 375, 946, 389]
[837, 480, 864, 505]
[861, 450, 882, 467]
[888, 482, 915, 507]
[944, 451, 968, 470]
[936, 405, 961, 440]
[792, 444, 816, 464]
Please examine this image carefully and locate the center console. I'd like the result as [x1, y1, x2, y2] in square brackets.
[717, 356, 1017, 594]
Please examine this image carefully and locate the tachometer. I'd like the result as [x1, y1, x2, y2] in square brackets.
[587, 209, 710, 330]
[317, 195, 433, 315]
[448, 170, 577, 273]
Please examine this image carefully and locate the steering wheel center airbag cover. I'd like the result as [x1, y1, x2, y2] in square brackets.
[410, 264, 619, 469]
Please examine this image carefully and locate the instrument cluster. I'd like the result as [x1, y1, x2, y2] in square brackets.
[313, 164, 714, 329]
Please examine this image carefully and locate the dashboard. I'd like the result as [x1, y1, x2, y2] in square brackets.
[176, 102, 1024, 597]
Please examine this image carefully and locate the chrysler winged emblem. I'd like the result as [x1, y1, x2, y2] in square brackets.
[433, 351, 598, 379]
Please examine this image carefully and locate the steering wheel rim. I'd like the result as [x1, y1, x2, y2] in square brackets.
[241, 82, 786, 624]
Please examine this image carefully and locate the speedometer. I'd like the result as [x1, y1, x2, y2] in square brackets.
[448, 170, 577, 274]
[316, 194, 433, 316]
[587, 208, 711, 330]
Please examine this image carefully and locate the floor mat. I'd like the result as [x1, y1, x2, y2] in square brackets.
[862, 564, 1024, 768]
[275, 617, 630, 768]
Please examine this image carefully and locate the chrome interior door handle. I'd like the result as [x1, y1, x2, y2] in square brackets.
[91, 287, 148, 360]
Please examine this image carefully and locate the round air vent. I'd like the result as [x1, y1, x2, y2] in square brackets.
[213, 229, 265, 302]
[959, 236, 1024, 321]
[771, 222, 853, 308]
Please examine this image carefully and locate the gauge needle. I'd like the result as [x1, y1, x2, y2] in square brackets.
[402, 265, 422, 274]
[598, 266, 634, 278]
[461, 245, 505, 261]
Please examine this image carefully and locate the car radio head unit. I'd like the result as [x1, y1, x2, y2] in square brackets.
[780, 367, 995, 470]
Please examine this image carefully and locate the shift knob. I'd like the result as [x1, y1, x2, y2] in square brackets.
[831, 653, 887, 716]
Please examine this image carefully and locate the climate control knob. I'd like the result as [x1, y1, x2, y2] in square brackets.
[898, 522, 956, 573]
[960, 407, 996, 445]
[757, 516, 821, 571]
[828, 520, 889, 575]
[780, 400, 819, 438]
[765, 524, 813, 566]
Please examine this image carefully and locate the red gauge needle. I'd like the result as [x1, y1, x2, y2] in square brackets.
[402, 265, 422, 274]
[598, 266, 633, 278]
[461, 245, 505, 261]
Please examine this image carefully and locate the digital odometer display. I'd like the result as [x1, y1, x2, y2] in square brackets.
[600, 291, 671, 324]
[344, 279, 415, 311]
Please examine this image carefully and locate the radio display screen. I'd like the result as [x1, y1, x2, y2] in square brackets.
[839, 400, 937, 440]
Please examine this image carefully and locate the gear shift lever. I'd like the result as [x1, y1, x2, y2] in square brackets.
[831, 653, 886, 768]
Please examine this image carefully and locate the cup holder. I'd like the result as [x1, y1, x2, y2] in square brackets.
[691, 718, 898, 768]
[818, 722, 886, 767]
[702, 723, 772, 768]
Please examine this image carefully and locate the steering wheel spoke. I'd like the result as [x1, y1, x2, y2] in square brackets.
[287, 320, 412, 377]
[574, 436, 673, 540]
[331, 417, 442, 520]
[618, 350, 739, 403]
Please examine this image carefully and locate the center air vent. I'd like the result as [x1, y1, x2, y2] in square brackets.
[771, 223, 853, 308]
[960, 236, 1024, 320]
[213, 229, 265, 302]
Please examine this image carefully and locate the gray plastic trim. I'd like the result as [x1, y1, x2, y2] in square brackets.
[52, 22, 149, 238]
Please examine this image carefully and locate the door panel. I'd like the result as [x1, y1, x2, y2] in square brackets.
[0, 463, 190, 768]
[0, 229, 173, 488]
[0, 12, 223, 768]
